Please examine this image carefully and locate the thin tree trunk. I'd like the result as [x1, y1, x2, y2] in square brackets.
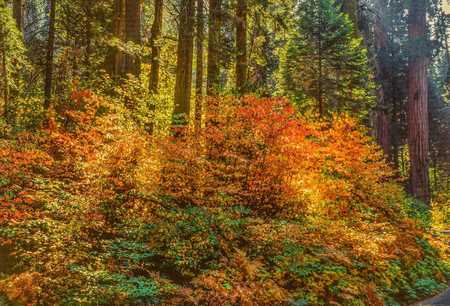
[195, 0, 204, 133]
[374, 4, 391, 160]
[407, 0, 430, 204]
[44, 0, 56, 111]
[207, 0, 221, 96]
[149, 0, 163, 93]
[13, 0, 23, 31]
[106, 0, 126, 78]
[124, 0, 141, 77]
[235, 0, 247, 95]
[173, 0, 195, 126]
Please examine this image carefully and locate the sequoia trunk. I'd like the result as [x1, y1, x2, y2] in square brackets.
[407, 0, 430, 203]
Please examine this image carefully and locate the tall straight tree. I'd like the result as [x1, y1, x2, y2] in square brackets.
[107, 0, 126, 78]
[374, 0, 392, 161]
[207, 0, 221, 95]
[173, 0, 195, 125]
[195, 0, 204, 132]
[12, 0, 23, 31]
[407, 0, 430, 203]
[235, 0, 247, 95]
[44, 0, 56, 111]
[124, 0, 141, 77]
[149, 0, 163, 93]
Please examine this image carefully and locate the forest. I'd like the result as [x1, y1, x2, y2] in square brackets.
[0, 0, 449, 305]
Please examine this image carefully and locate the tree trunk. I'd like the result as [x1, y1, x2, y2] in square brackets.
[106, 0, 126, 78]
[407, 0, 430, 204]
[44, 0, 56, 111]
[124, 0, 141, 77]
[13, 0, 23, 31]
[374, 3, 392, 160]
[149, 0, 163, 93]
[207, 0, 221, 96]
[235, 0, 247, 95]
[173, 0, 195, 125]
[195, 0, 204, 133]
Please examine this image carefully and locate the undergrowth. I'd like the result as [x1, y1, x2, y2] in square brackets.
[0, 92, 448, 305]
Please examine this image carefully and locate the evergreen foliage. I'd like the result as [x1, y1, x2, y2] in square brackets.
[280, 0, 374, 117]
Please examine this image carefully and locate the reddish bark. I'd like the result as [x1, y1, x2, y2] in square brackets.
[407, 0, 430, 203]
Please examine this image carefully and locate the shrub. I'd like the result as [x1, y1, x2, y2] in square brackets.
[0, 94, 448, 305]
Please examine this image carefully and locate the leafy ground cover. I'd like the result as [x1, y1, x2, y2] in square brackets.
[0, 93, 448, 305]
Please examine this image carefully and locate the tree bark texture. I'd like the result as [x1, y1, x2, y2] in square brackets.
[195, 0, 204, 132]
[207, 0, 221, 96]
[407, 0, 430, 203]
[235, 0, 247, 95]
[149, 0, 163, 93]
[374, 3, 392, 161]
[124, 0, 141, 77]
[173, 0, 195, 125]
[13, 0, 23, 31]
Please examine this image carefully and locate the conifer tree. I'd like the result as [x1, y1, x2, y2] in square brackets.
[281, 0, 373, 117]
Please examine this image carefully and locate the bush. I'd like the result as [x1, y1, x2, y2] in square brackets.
[0, 94, 448, 305]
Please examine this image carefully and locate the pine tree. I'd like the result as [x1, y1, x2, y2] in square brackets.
[281, 0, 373, 117]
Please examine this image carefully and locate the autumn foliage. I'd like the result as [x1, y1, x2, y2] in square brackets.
[0, 93, 448, 305]
[160, 96, 398, 218]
